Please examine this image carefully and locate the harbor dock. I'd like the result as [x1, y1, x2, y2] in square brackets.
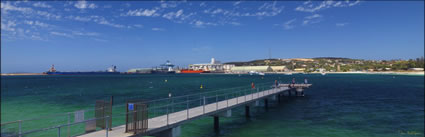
[78, 83, 312, 137]
[1, 82, 312, 137]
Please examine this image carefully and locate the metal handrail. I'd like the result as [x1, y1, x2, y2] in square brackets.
[1, 82, 278, 137]
[147, 86, 256, 109]
[2, 82, 273, 125]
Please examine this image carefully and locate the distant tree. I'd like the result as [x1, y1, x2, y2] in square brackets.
[392, 61, 409, 70]
[416, 56, 424, 68]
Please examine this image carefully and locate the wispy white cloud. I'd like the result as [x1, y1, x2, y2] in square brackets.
[67, 15, 91, 22]
[256, 1, 284, 16]
[152, 28, 165, 31]
[35, 10, 62, 20]
[211, 8, 224, 14]
[49, 30, 99, 39]
[162, 9, 195, 24]
[50, 31, 73, 38]
[1, 18, 49, 41]
[133, 24, 144, 28]
[32, 2, 52, 8]
[162, 9, 184, 20]
[72, 31, 99, 36]
[303, 19, 322, 25]
[160, 1, 178, 8]
[295, 0, 360, 13]
[233, 1, 242, 6]
[191, 20, 217, 28]
[283, 19, 296, 30]
[67, 15, 127, 28]
[117, 1, 284, 28]
[348, 0, 361, 7]
[24, 20, 49, 27]
[123, 3, 131, 8]
[74, 0, 97, 9]
[103, 5, 112, 8]
[29, 34, 45, 41]
[1, 2, 32, 14]
[97, 19, 125, 28]
[199, 2, 206, 7]
[93, 38, 108, 42]
[303, 14, 323, 25]
[336, 23, 349, 27]
[1, 2, 61, 20]
[228, 22, 241, 26]
[304, 14, 322, 19]
[122, 8, 161, 17]
[203, 2, 283, 17]
[1, 20, 17, 31]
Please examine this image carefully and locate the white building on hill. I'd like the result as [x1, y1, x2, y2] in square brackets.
[189, 58, 235, 72]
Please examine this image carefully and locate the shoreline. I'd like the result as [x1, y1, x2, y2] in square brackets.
[265, 71, 425, 76]
[1, 73, 46, 76]
[309, 71, 425, 76]
[2, 71, 424, 76]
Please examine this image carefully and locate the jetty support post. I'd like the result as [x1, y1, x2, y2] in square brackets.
[245, 105, 250, 119]
[301, 88, 305, 96]
[254, 100, 260, 106]
[271, 95, 277, 101]
[288, 90, 291, 97]
[264, 98, 269, 110]
[214, 116, 219, 133]
[278, 94, 281, 103]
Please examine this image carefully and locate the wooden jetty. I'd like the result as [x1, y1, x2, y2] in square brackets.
[78, 84, 312, 137]
[1, 83, 312, 137]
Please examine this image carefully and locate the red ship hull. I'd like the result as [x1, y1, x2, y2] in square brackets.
[180, 69, 206, 73]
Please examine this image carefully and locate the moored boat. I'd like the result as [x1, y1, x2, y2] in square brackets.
[151, 60, 176, 74]
[44, 65, 121, 75]
[180, 69, 207, 73]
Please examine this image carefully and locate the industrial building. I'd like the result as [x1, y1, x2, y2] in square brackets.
[270, 66, 287, 72]
[127, 68, 152, 73]
[230, 66, 272, 73]
[189, 58, 235, 72]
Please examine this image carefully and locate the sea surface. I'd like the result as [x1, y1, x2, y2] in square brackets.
[1, 74, 424, 137]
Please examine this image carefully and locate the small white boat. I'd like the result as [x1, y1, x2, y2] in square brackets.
[249, 71, 265, 76]
[321, 72, 326, 75]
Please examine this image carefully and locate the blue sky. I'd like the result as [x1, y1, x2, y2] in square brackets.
[1, 1, 424, 73]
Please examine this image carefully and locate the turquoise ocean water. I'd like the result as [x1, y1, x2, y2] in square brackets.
[1, 74, 424, 137]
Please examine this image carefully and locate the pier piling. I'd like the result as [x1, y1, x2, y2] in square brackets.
[278, 94, 281, 103]
[245, 106, 250, 119]
[214, 116, 219, 133]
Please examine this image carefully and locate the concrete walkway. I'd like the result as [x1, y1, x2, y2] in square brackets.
[79, 86, 292, 137]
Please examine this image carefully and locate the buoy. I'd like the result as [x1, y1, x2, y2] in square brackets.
[251, 82, 255, 89]
[200, 84, 203, 89]
[165, 79, 168, 82]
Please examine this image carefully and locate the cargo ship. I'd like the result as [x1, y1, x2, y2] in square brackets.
[151, 60, 176, 74]
[44, 65, 121, 75]
[179, 69, 210, 73]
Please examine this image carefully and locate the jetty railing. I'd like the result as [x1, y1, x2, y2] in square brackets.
[1, 82, 278, 137]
